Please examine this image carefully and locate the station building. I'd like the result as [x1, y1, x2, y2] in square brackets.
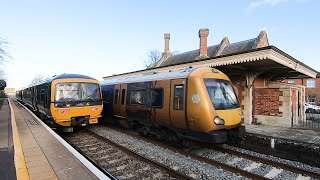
[282, 73, 320, 105]
[103, 29, 318, 128]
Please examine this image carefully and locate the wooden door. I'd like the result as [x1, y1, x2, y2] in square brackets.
[170, 79, 187, 129]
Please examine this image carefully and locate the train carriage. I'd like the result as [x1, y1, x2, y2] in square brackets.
[101, 67, 245, 144]
[16, 74, 103, 132]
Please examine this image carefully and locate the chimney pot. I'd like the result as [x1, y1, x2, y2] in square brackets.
[198, 28, 209, 58]
[164, 33, 170, 52]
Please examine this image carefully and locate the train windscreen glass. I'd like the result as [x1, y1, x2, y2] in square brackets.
[204, 79, 240, 110]
[55, 83, 101, 107]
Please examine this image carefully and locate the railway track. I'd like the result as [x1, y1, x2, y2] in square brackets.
[207, 144, 320, 179]
[62, 129, 191, 180]
[98, 125, 320, 180]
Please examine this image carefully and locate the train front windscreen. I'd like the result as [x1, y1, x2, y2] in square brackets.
[54, 82, 102, 107]
[204, 79, 240, 110]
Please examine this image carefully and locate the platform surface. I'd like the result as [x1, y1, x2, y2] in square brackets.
[245, 123, 320, 145]
[0, 98, 16, 180]
[9, 98, 98, 180]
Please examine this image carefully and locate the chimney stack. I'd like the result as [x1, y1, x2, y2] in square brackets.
[198, 28, 209, 59]
[162, 33, 172, 58]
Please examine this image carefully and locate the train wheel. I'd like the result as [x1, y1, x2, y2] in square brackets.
[138, 125, 149, 137]
[169, 132, 181, 148]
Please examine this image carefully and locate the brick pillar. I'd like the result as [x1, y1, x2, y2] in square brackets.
[198, 28, 209, 58]
[162, 33, 172, 58]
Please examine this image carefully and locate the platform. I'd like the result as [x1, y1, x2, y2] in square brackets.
[7, 98, 101, 180]
[243, 123, 320, 167]
[0, 98, 16, 180]
[245, 124, 320, 145]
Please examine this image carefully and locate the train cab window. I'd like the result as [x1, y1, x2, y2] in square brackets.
[174, 85, 184, 110]
[114, 89, 119, 104]
[121, 89, 126, 105]
[151, 89, 163, 107]
[130, 89, 146, 105]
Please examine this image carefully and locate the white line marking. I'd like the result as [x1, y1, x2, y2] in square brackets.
[226, 157, 243, 165]
[296, 174, 310, 180]
[14, 99, 111, 180]
[243, 162, 262, 172]
[264, 168, 283, 178]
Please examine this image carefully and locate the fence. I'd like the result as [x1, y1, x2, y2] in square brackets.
[296, 104, 320, 129]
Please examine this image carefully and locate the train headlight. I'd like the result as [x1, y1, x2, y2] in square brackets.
[241, 112, 244, 123]
[59, 109, 70, 115]
[91, 107, 99, 112]
[214, 116, 225, 125]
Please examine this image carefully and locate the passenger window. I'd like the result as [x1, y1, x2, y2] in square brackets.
[114, 89, 119, 104]
[121, 89, 126, 105]
[130, 89, 146, 105]
[40, 89, 45, 104]
[174, 85, 184, 110]
[151, 89, 163, 107]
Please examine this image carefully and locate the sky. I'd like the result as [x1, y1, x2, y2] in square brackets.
[0, 0, 319, 89]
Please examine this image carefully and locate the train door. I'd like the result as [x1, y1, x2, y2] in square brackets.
[119, 84, 127, 117]
[113, 85, 121, 116]
[170, 79, 188, 129]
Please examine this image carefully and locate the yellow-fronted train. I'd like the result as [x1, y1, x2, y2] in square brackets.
[16, 74, 103, 132]
[101, 67, 245, 144]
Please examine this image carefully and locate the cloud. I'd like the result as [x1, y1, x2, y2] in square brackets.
[246, 0, 309, 12]
[247, 0, 288, 11]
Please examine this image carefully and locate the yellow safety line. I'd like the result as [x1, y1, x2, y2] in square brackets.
[9, 99, 30, 180]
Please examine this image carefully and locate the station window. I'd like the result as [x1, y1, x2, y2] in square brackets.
[174, 85, 184, 110]
[130, 89, 146, 105]
[151, 89, 163, 107]
[307, 80, 316, 88]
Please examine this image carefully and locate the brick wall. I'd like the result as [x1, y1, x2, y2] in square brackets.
[291, 89, 297, 112]
[254, 88, 283, 116]
[253, 77, 265, 88]
[229, 76, 245, 109]
[283, 77, 320, 104]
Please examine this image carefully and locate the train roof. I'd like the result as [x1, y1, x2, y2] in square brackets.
[23, 74, 97, 89]
[50, 74, 96, 81]
[101, 67, 197, 85]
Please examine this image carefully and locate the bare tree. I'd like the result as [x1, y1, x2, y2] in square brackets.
[144, 49, 180, 69]
[144, 49, 162, 69]
[0, 68, 5, 80]
[0, 79, 6, 90]
[29, 74, 45, 86]
[0, 39, 9, 65]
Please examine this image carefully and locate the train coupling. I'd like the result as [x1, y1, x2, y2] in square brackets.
[71, 116, 90, 127]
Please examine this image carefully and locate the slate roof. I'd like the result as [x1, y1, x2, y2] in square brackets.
[157, 33, 264, 67]
[220, 38, 256, 56]
[317, 72, 320, 78]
